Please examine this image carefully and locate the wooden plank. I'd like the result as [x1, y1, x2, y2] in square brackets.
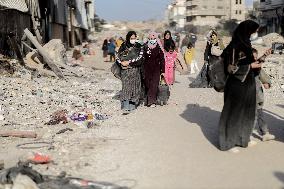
[0, 131, 37, 138]
[24, 28, 64, 79]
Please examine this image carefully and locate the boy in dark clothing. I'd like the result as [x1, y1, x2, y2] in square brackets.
[252, 48, 275, 141]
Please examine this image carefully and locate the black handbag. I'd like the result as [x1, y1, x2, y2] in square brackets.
[111, 61, 121, 79]
[208, 49, 235, 92]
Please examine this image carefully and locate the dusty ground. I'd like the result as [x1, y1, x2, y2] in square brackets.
[0, 35, 284, 189]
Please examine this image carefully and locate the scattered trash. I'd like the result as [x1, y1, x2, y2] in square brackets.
[0, 163, 129, 189]
[56, 128, 73, 135]
[28, 153, 52, 165]
[0, 131, 37, 138]
[46, 109, 68, 125]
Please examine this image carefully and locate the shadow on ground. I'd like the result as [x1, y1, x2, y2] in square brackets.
[180, 104, 284, 149]
[274, 172, 284, 189]
[180, 104, 220, 149]
[263, 109, 284, 143]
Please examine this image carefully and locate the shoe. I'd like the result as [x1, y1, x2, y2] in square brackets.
[248, 140, 258, 147]
[122, 109, 130, 115]
[262, 133, 275, 142]
[228, 147, 240, 153]
[150, 104, 156, 108]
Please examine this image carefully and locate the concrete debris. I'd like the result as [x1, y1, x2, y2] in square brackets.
[262, 33, 284, 47]
[0, 59, 16, 76]
[43, 39, 67, 66]
[0, 62, 121, 128]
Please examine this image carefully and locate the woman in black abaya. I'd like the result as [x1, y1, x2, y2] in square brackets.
[219, 20, 262, 153]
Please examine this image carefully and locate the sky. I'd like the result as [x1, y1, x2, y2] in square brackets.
[96, 0, 254, 21]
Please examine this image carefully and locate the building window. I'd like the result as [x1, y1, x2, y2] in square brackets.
[236, 0, 238, 4]
[236, 10, 238, 14]
[217, 6, 223, 9]
[239, 0, 242, 4]
[239, 10, 242, 14]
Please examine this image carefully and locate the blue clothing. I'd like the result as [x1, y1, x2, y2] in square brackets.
[108, 42, 116, 54]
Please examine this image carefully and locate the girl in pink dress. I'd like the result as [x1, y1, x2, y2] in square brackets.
[164, 43, 177, 85]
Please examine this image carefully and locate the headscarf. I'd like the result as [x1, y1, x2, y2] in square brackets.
[223, 20, 259, 68]
[232, 20, 259, 49]
[118, 31, 140, 53]
[164, 30, 175, 52]
[125, 31, 137, 48]
[147, 31, 164, 51]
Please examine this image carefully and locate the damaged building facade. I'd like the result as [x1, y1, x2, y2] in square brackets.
[0, 0, 96, 54]
[258, 0, 284, 36]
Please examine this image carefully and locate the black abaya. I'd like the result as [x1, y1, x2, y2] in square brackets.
[218, 20, 260, 151]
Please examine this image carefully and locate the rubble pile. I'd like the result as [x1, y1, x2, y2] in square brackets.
[250, 33, 284, 99]
[262, 33, 284, 48]
[0, 67, 121, 128]
[263, 55, 284, 98]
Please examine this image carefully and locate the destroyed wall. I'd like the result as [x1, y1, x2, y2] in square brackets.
[38, 0, 69, 45]
[0, 9, 31, 56]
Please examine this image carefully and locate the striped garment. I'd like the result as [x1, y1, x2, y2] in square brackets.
[117, 45, 144, 103]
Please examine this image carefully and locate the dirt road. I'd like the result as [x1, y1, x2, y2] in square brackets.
[1, 38, 284, 189]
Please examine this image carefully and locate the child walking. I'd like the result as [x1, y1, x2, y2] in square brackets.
[164, 42, 178, 85]
[252, 48, 275, 141]
[184, 42, 199, 74]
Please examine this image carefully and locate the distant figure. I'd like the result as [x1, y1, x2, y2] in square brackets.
[102, 39, 108, 62]
[189, 33, 197, 47]
[190, 29, 224, 88]
[184, 42, 199, 74]
[108, 38, 116, 62]
[174, 32, 181, 49]
[143, 31, 165, 107]
[72, 47, 83, 61]
[181, 34, 190, 54]
[115, 37, 124, 52]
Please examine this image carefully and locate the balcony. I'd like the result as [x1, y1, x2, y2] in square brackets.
[186, 9, 226, 16]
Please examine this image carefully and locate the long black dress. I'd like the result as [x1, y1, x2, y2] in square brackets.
[143, 45, 165, 106]
[219, 20, 259, 151]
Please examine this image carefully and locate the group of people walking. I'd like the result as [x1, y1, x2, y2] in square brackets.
[110, 20, 275, 152]
[113, 30, 183, 114]
[102, 37, 124, 62]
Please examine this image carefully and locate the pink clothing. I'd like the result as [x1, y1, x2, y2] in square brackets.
[165, 51, 177, 85]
